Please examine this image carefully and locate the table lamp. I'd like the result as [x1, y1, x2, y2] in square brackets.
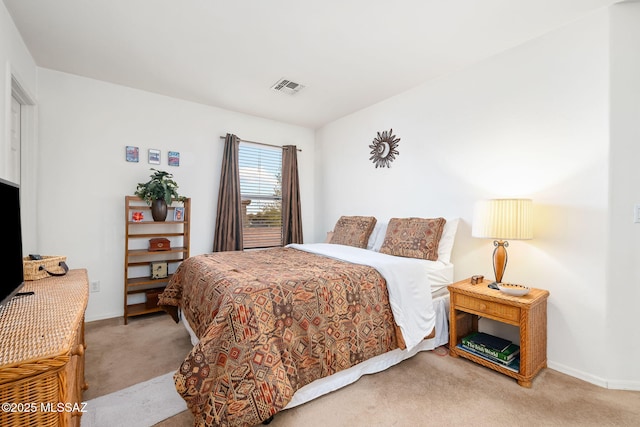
[472, 199, 533, 289]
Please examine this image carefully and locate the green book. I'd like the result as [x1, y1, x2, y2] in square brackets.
[457, 344, 521, 371]
[463, 332, 511, 352]
[462, 333, 520, 362]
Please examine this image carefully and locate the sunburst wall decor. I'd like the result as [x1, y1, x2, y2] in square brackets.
[369, 129, 400, 168]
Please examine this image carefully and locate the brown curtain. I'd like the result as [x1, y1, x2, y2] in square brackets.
[281, 145, 303, 244]
[213, 133, 243, 252]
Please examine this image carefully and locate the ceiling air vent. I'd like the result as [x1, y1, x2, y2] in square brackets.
[271, 78, 305, 95]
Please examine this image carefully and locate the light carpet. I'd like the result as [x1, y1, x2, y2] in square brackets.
[81, 371, 186, 427]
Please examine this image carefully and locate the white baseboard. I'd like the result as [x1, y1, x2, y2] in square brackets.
[85, 311, 123, 323]
[548, 361, 640, 391]
[548, 361, 608, 387]
[605, 379, 640, 391]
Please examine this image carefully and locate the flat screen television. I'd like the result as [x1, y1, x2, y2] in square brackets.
[0, 177, 24, 309]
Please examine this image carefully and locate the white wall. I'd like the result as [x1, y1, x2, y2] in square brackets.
[316, 10, 618, 386]
[608, 1, 640, 389]
[36, 69, 315, 321]
[0, 1, 37, 179]
[0, 1, 39, 250]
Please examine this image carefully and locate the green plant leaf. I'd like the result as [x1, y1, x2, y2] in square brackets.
[134, 168, 185, 205]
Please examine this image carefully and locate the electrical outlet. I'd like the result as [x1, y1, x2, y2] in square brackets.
[635, 205, 640, 223]
[90, 281, 100, 293]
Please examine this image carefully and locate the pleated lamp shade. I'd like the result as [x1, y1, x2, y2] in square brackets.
[472, 199, 533, 240]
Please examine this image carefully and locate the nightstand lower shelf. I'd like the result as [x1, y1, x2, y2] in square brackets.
[455, 344, 520, 373]
[451, 343, 532, 383]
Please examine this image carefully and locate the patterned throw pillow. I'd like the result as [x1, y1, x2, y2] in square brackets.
[379, 217, 446, 260]
[330, 216, 377, 248]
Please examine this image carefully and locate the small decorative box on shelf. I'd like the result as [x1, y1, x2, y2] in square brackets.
[149, 237, 171, 251]
[150, 261, 168, 279]
[448, 277, 549, 387]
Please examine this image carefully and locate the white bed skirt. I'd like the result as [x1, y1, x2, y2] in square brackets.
[179, 291, 450, 410]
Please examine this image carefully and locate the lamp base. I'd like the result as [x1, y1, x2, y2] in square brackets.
[487, 282, 500, 290]
[492, 240, 509, 285]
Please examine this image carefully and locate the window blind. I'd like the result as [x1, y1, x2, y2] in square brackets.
[239, 143, 282, 249]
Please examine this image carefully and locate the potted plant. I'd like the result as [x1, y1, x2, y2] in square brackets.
[134, 168, 185, 221]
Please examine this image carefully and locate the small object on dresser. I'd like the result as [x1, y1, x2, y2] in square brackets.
[23, 255, 69, 280]
[132, 211, 144, 222]
[470, 275, 484, 285]
[150, 261, 168, 279]
[149, 237, 171, 251]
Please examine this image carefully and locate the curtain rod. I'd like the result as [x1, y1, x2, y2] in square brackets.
[219, 135, 301, 152]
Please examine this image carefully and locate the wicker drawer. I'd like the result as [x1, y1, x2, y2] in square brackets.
[454, 294, 520, 323]
[0, 369, 62, 427]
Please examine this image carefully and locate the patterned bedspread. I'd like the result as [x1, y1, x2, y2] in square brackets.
[159, 247, 401, 427]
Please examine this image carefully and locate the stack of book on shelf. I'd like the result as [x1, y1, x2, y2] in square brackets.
[459, 332, 520, 369]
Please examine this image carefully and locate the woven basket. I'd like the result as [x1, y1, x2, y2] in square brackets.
[22, 256, 67, 281]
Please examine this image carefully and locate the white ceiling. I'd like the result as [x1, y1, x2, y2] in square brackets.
[3, 0, 618, 129]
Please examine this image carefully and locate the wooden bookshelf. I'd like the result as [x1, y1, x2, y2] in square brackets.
[123, 196, 190, 324]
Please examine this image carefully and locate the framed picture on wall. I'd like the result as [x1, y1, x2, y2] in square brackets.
[168, 151, 180, 166]
[148, 149, 161, 165]
[126, 146, 139, 162]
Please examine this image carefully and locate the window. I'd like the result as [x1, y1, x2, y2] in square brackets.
[238, 143, 282, 249]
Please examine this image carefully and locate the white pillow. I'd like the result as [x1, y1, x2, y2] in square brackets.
[438, 218, 459, 264]
[367, 221, 385, 250]
[370, 217, 459, 263]
[371, 222, 388, 252]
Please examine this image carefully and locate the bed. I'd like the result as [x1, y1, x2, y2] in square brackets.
[160, 217, 458, 427]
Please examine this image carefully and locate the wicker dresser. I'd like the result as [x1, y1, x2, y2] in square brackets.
[0, 269, 89, 427]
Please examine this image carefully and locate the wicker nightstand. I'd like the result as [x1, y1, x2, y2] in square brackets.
[448, 277, 549, 387]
